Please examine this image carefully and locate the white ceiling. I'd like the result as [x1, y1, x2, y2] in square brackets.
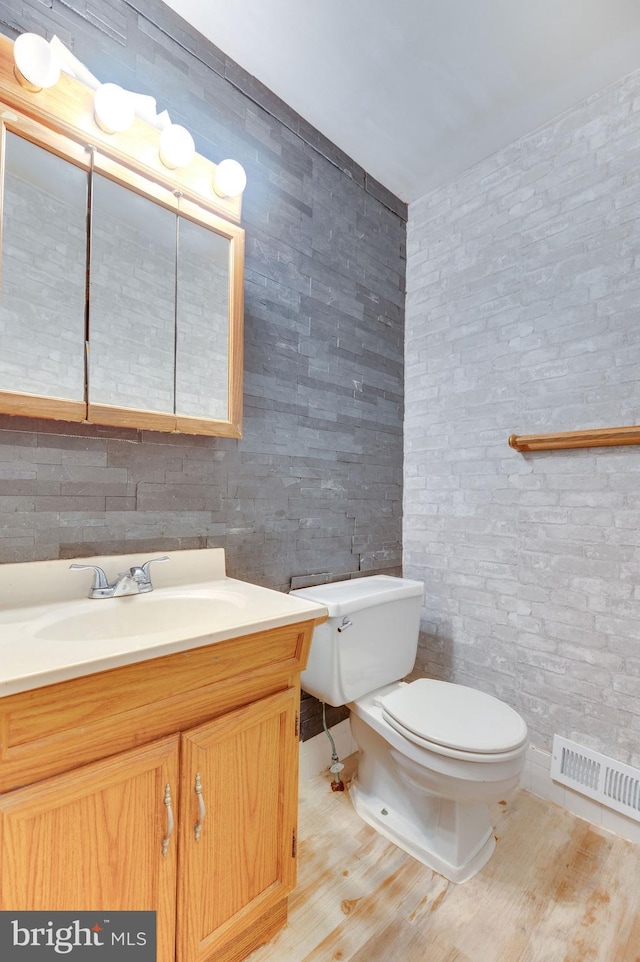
[162, 0, 640, 203]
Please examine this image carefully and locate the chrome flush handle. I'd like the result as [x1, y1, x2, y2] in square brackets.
[337, 617, 353, 633]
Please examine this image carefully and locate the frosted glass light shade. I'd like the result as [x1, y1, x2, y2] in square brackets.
[159, 124, 195, 169]
[93, 83, 135, 134]
[13, 33, 61, 92]
[213, 159, 247, 198]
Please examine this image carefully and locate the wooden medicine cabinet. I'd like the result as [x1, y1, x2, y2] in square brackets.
[0, 34, 245, 437]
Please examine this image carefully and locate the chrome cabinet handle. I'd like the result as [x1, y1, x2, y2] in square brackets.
[161, 783, 174, 857]
[194, 772, 206, 841]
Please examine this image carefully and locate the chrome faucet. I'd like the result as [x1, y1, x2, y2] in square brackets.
[70, 556, 170, 599]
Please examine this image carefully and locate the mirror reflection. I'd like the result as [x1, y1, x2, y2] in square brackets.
[0, 132, 87, 401]
[176, 217, 229, 420]
[89, 174, 176, 413]
[88, 173, 233, 421]
[0, 123, 241, 434]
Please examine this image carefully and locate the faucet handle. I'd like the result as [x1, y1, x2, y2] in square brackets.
[69, 563, 110, 591]
[139, 556, 170, 580]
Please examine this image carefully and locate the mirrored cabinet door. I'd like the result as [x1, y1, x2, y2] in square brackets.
[88, 173, 177, 418]
[176, 216, 230, 421]
[0, 131, 87, 409]
[0, 101, 244, 437]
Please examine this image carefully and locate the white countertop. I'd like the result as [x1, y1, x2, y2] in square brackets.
[0, 549, 327, 696]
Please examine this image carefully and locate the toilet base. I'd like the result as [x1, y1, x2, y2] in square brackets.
[347, 699, 523, 884]
[349, 778, 496, 884]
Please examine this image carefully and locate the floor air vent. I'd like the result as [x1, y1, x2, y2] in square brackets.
[551, 735, 640, 823]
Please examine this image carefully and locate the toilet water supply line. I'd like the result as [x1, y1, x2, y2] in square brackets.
[322, 701, 345, 792]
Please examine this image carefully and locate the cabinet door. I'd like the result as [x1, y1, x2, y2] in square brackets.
[177, 688, 299, 962]
[0, 735, 179, 962]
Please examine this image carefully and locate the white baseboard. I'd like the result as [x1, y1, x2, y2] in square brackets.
[523, 744, 640, 845]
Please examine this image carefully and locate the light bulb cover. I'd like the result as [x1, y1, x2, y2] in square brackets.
[159, 124, 195, 169]
[213, 158, 247, 198]
[93, 83, 135, 134]
[13, 33, 61, 92]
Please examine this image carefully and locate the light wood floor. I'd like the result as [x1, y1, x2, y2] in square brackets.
[248, 756, 640, 962]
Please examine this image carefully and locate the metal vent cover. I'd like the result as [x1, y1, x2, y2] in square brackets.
[551, 735, 640, 823]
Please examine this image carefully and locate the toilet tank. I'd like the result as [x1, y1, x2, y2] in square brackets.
[290, 575, 423, 706]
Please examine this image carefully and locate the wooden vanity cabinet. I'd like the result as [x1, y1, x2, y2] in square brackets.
[0, 736, 180, 959]
[178, 690, 298, 962]
[0, 619, 317, 962]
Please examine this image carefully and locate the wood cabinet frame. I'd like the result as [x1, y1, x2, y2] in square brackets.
[0, 618, 320, 962]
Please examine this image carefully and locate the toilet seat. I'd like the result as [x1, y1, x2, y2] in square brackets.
[378, 679, 528, 757]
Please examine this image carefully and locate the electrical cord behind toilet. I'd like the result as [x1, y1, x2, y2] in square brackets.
[322, 701, 345, 792]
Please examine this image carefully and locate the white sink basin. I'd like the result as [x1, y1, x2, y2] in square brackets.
[33, 591, 245, 642]
[0, 548, 327, 696]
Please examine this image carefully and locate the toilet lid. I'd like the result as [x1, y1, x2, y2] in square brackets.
[379, 679, 528, 754]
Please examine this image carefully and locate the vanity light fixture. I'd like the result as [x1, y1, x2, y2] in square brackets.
[11, 32, 245, 209]
[93, 82, 135, 134]
[13, 33, 61, 92]
[213, 158, 247, 198]
[159, 123, 196, 169]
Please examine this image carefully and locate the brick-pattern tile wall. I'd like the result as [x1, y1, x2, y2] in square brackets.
[405, 68, 640, 764]
[0, 0, 406, 609]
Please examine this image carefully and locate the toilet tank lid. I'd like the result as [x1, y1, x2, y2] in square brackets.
[290, 575, 423, 617]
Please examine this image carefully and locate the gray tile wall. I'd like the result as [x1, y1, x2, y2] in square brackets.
[0, 0, 406, 611]
[405, 67, 640, 765]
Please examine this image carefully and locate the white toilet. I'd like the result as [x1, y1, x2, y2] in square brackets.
[291, 575, 528, 883]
